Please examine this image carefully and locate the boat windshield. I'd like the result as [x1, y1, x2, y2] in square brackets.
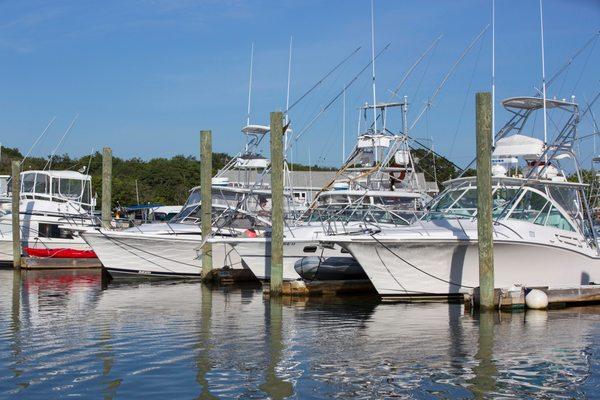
[507, 188, 575, 232]
[425, 185, 519, 220]
[171, 189, 201, 222]
[305, 205, 415, 226]
[425, 183, 579, 233]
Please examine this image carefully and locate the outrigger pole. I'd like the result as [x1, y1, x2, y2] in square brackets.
[410, 24, 490, 132]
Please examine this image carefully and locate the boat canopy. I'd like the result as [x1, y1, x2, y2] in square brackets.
[502, 96, 577, 111]
[18, 170, 93, 209]
[493, 134, 545, 159]
[241, 124, 269, 135]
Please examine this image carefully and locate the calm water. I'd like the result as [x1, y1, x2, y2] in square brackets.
[0, 269, 599, 399]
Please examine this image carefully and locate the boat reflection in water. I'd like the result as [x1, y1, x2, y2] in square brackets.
[0, 269, 597, 398]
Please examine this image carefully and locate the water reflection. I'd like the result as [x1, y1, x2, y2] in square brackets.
[0, 269, 598, 399]
[196, 284, 216, 400]
[260, 297, 294, 399]
[471, 311, 497, 398]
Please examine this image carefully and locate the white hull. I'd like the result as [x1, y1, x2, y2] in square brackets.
[0, 219, 91, 262]
[344, 238, 600, 296]
[81, 230, 243, 277]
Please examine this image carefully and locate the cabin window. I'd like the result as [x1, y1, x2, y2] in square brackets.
[509, 189, 575, 232]
[548, 186, 580, 220]
[510, 190, 549, 222]
[22, 174, 35, 193]
[492, 188, 519, 218]
[328, 195, 349, 204]
[437, 188, 477, 217]
[34, 174, 49, 194]
[545, 206, 575, 232]
[434, 188, 466, 211]
[52, 178, 83, 199]
[38, 223, 61, 238]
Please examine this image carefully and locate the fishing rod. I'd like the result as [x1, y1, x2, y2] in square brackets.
[410, 24, 490, 132]
[388, 34, 444, 100]
[546, 30, 599, 89]
[455, 34, 600, 175]
[290, 43, 391, 151]
[21, 117, 56, 166]
[285, 46, 361, 114]
[44, 114, 79, 170]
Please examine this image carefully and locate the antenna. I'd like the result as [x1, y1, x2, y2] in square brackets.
[342, 85, 346, 162]
[246, 43, 254, 126]
[539, 0, 548, 146]
[370, 0, 378, 134]
[492, 0, 496, 145]
[285, 36, 293, 151]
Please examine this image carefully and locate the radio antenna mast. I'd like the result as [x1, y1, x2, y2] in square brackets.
[246, 43, 254, 126]
[370, 0, 377, 134]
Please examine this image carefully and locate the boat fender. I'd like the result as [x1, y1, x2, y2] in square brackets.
[244, 229, 257, 238]
[525, 289, 548, 310]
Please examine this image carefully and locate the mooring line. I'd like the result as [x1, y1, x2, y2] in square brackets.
[369, 234, 475, 289]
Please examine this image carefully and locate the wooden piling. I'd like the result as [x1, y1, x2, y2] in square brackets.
[476, 92, 495, 310]
[200, 130, 213, 280]
[101, 147, 112, 229]
[11, 161, 21, 269]
[269, 112, 284, 295]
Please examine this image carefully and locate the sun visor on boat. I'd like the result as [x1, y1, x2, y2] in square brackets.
[241, 124, 270, 135]
[501, 96, 577, 111]
[493, 134, 545, 159]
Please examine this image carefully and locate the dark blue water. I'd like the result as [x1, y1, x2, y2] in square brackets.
[0, 269, 598, 399]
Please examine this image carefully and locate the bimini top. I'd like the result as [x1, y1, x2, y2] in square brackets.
[493, 134, 545, 159]
[502, 96, 577, 111]
[241, 124, 270, 135]
[22, 170, 92, 180]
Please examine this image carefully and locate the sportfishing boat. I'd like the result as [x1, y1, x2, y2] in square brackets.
[79, 124, 319, 278]
[213, 100, 439, 281]
[0, 170, 97, 262]
[78, 183, 271, 278]
[321, 97, 600, 297]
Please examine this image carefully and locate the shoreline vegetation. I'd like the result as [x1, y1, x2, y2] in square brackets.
[2, 146, 593, 207]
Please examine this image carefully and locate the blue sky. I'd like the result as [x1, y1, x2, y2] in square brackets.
[0, 0, 598, 169]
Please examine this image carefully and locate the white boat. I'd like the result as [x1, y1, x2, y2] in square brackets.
[79, 118, 326, 279]
[0, 170, 97, 262]
[79, 185, 267, 278]
[322, 97, 600, 297]
[210, 98, 439, 282]
[213, 190, 420, 281]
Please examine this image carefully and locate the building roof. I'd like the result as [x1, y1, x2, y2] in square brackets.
[216, 169, 337, 189]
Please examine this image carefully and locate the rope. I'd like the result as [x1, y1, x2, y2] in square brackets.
[369, 233, 475, 289]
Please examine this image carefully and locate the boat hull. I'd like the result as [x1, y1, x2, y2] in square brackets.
[343, 239, 600, 296]
[0, 219, 93, 262]
[81, 230, 246, 278]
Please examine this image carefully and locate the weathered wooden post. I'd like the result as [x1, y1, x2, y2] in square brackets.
[102, 147, 112, 229]
[476, 92, 495, 310]
[200, 130, 213, 280]
[11, 161, 21, 268]
[269, 111, 284, 295]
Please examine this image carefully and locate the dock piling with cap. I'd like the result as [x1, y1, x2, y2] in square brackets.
[11, 161, 21, 269]
[269, 111, 284, 296]
[476, 92, 495, 310]
[102, 147, 112, 229]
[201, 130, 213, 280]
